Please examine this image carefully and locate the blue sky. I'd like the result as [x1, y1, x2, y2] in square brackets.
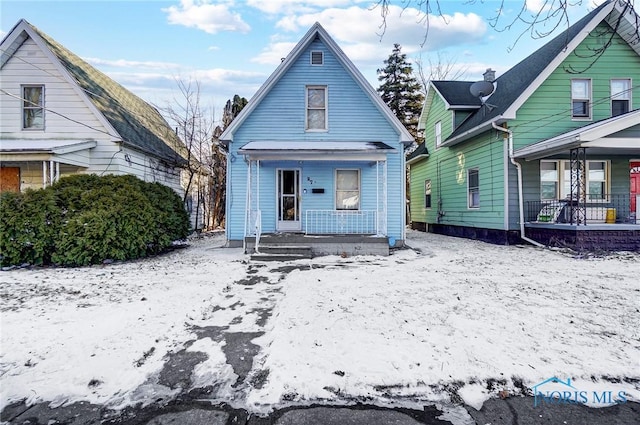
[1, 0, 606, 125]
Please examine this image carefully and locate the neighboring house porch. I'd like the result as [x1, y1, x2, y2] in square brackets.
[514, 109, 640, 250]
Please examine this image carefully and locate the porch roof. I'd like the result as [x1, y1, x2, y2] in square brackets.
[238, 141, 395, 161]
[0, 139, 97, 154]
[513, 109, 640, 160]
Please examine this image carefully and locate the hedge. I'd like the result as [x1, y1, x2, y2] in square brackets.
[0, 174, 190, 267]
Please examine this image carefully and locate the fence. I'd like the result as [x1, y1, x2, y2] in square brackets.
[525, 194, 634, 224]
[305, 210, 378, 235]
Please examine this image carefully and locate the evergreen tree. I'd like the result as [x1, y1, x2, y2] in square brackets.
[377, 43, 424, 142]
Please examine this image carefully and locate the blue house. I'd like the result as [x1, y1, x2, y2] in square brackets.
[220, 23, 413, 257]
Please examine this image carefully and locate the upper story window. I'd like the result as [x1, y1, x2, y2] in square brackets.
[311, 51, 324, 65]
[611, 79, 631, 117]
[435, 121, 442, 147]
[22, 85, 44, 130]
[468, 168, 480, 208]
[306, 86, 327, 131]
[571, 79, 591, 119]
[336, 169, 360, 210]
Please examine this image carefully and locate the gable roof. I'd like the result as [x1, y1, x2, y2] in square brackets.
[431, 81, 482, 109]
[0, 19, 186, 165]
[219, 22, 414, 145]
[443, 0, 637, 146]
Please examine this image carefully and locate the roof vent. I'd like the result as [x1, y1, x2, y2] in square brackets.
[311, 51, 323, 65]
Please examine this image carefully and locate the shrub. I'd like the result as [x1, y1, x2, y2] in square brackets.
[0, 174, 190, 267]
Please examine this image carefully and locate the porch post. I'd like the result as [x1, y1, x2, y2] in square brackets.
[569, 147, 587, 225]
[55, 161, 60, 183]
[244, 159, 252, 241]
[382, 160, 388, 236]
[42, 161, 47, 188]
[376, 161, 380, 235]
[49, 160, 54, 187]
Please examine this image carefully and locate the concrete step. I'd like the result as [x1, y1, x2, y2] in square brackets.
[250, 252, 312, 262]
[258, 245, 312, 255]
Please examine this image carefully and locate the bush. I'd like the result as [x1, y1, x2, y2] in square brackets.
[0, 174, 190, 267]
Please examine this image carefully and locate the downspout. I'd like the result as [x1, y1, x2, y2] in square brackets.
[492, 122, 545, 248]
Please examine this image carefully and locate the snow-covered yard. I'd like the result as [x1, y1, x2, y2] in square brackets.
[1, 230, 639, 416]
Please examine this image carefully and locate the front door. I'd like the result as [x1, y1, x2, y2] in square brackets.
[0, 167, 20, 193]
[631, 162, 640, 223]
[277, 169, 301, 231]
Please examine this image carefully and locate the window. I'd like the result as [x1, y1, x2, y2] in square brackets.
[435, 121, 442, 147]
[611, 79, 631, 116]
[306, 86, 327, 131]
[540, 161, 559, 200]
[571, 79, 591, 119]
[468, 168, 479, 208]
[311, 51, 323, 65]
[424, 179, 432, 208]
[540, 160, 609, 200]
[22, 85, 44, 130]
[336, 169, 359, 210]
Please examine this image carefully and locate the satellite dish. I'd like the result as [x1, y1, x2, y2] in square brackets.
[470, 80, 495, 98]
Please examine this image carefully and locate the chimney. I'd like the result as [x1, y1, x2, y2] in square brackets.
[483, 68, 496, 83]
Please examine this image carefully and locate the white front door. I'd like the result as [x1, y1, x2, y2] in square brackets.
[277, 169, 301, 231]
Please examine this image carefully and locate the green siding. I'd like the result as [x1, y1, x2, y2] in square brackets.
[511, 23, 640, 149]
[412, 20, 639, 235]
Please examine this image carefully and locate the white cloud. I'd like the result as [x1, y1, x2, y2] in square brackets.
[162, 0, 250, 34]
[251, 41, 297, 65]
[246, 0, 352, 15]
[85, 58, 183, 70]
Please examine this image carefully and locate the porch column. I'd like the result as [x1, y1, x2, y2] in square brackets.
[49, 160, 54, 187]
[569, 147, 587, 225]
[42, 161, 47, 188]
[244, 159, 252, 238]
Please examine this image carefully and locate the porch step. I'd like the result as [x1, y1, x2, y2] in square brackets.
[250, 245, 313, 261]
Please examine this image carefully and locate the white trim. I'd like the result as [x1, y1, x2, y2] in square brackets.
[305, 85, 328, 131]
[611, 78, 632, 116]
[335, 168, 360, 211]
[467, 167, 480, 209]
[571, 78, 592, 121]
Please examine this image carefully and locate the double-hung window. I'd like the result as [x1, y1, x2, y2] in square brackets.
[571, 79, 591, 119]
[611, 79, 631, 116]
[306, 85, 327, 131]
[540, 160, 609, 200]
[424, 179, 432, 208]
[435, 121, 442, 147]
[468, 168, 480, 208]
[336, 169, 359, 210]
[22, 85, 44, 130]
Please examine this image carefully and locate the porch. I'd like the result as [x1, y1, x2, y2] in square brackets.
[524, 195, 640, 250]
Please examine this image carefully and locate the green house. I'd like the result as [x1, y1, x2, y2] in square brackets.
[408, 0, 640, 250]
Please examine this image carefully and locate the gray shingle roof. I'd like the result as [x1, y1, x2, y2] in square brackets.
[431, 81, 481, 108]
[27, 21, 186, 165]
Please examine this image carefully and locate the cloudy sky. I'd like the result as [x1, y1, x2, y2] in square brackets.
[1, 0, 605, 125]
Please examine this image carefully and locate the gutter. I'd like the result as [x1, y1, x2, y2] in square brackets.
[492, 122, 545, 248]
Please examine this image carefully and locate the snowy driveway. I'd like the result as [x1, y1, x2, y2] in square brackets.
[1, 230, 639, 416]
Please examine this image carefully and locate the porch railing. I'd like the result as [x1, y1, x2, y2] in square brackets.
[305, 210, 378, 235]
[525, 194, 635, 224]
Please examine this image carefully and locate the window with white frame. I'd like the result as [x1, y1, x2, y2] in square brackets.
[540, 160, 609, 200]
[435, 121, 442, 147]
[336, 169, 359, 210]
[22, 85, 44, 130]
[571, 79, 591, 119]
[424, 179, 432, 208]
[611, 79, 631, 116]
[306, 86, 327, 131]
[468, 168, 479, 208]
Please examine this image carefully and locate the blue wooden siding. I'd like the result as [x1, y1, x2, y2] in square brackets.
[227, 38, 405, 242]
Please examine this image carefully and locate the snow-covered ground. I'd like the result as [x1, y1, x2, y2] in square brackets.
[1, 230, 639, 417]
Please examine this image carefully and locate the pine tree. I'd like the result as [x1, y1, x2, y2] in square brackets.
[377, 43, 424, 142]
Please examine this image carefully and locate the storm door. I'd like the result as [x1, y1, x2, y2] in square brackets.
[277, 169, 301, 231]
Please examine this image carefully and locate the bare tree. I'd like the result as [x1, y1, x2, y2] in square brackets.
[414, 51, 469, 92]
[161, 78, 216, 230]
[374, 0, 639, 58]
